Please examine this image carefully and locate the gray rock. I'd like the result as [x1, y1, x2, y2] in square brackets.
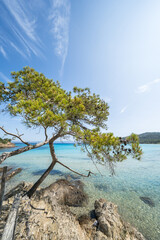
[0, 181, 146, 240]
[41, 179, 88, 207]
[94, 198, 146, 240]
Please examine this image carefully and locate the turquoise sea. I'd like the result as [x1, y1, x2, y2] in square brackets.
[0, 143, 160, 240]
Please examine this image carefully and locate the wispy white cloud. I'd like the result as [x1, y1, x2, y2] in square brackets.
[10, 41, 27, 59]
[10, 24, 40, 57]
[49, 0, 71, 75]
[3, 0, 37, 42]
[137, 84, 149, 93]
[1, 0, 43, 59]
[152, 79, 160, 84]
[0, 72, 11, 82]
[136, 78, 160, 93]
[120, 105, 128, 114]
[0, 46, 7, 59]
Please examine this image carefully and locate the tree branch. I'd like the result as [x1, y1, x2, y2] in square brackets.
[0, 126, 29, 146]
[56, 160, 94, 177]
[0, 127, 64, 165]
[84, 144, 103, 176]
[0, 141, 48, 164]
[100, 149, 116, 175]
[44, 127, 48, 141]
[49, 127, 64, 143]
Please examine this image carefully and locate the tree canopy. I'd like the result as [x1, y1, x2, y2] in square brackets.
[0, 67, 142, 197]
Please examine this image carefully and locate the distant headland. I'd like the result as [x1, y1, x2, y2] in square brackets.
[0, 138, 15, 148]
[138, 132, 160, 144]
[0, 132, 160, 148]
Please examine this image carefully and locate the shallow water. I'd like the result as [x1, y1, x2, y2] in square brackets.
[0, 143, 160, 240]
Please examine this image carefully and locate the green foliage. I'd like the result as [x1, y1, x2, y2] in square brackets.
[0, 138, 11, 144]
[0, 66, 142, 169]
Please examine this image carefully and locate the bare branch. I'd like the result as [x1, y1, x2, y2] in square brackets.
[108, 161, 116, 176]
[49, 127, 64, 143]
[100, 149, 116, 175]
[57, 160, 94, 177]
[84, 144, 103, 176]
[0, 127, 64, 165]
[0, 140, 48, 164]
[44, 127, 48, 141]
[0, 127, 29, 146]
[0, 168, 22, 181]
[30, 203, 45, 211]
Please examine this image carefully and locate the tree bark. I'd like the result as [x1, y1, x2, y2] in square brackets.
[0, 166, 7, 214]
[1, 194, 21, 240]
[26, 141, 57, 198]
[0, 141, 48, 164]
[6, 168, 22, 181]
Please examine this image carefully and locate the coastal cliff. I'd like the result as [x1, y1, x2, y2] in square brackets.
[0, 142, 15, 148]
[0, 180, 145, 240]
[0, 137, 15, 148]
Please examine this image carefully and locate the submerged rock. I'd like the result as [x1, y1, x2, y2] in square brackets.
[94, 183, 108, 192]
[140, 196, 155, 207]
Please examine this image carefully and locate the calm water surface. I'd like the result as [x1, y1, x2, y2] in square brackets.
[0, 143, 160, 240]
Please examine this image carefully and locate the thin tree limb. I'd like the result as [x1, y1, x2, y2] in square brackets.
[0, 126, 29, 146]
[6, 168, 22, 181]
[101, 149, 116, 175]
[0, 141, 48, 164]
[0, 127, 65, 164]
[84, 144, 103, 176]
[57, 160, 94, 177]
[49, 127, 64, 142]
[43, 126, 48, 141]
[0, 167, 12, 173]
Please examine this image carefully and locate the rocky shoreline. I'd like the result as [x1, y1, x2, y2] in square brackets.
[0, 142, 15, 148]
[0, 180, 145, 240]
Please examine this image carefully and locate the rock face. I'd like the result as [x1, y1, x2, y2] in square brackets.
[0, 181, 146, 240]
[0, 142, 15, 148]
[41, 179, 88, 207]
[16, 195, 89, 240]
[93, 198, 145, 240]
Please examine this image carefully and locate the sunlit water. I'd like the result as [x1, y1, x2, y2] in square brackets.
[0, 143, 160, 240]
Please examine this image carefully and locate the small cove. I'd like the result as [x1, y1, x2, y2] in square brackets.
[1, 143, 160, 240]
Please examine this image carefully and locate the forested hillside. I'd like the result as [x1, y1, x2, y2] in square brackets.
[138, 132, 160, 144]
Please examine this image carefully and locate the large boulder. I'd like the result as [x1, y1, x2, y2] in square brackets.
[40, 179, 88, 207]
[15, 195, 90, 240]
[94, 198, 145, 240]
[1, 182, 146, 240]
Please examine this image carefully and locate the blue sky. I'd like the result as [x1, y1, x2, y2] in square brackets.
[0, 0, 160, 141]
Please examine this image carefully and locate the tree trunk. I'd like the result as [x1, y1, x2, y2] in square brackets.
[26, 141, 57, 198]
[0, 166, 7, 214]
[1, 194, 21, 240]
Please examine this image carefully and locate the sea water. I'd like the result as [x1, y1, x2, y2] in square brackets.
[0, 143, 160, 240]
